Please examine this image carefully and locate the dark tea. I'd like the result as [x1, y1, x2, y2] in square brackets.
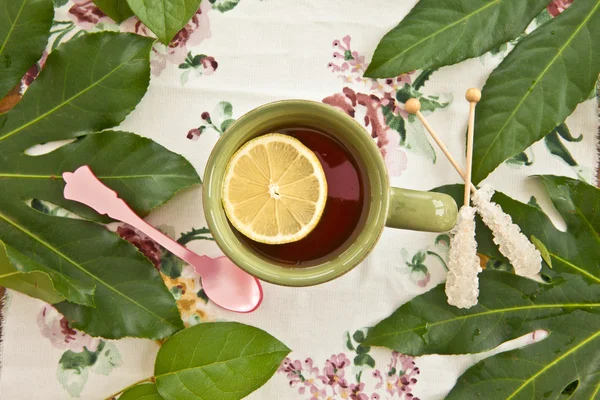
[235, 128, 366, 266]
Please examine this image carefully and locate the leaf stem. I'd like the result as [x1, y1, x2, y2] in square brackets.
[103, 376, 153, 400]
[426, 251, 449, 271]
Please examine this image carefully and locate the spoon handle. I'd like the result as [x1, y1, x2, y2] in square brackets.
[62, 166, 200, 267]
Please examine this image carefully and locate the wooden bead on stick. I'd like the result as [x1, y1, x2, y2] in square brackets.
[464, 88, 480, 206]
[404, 97, 476, 193]
[465, 88, 481, 103]
[405, 98, 421, 114]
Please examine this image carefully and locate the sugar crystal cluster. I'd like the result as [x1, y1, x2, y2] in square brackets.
[446, 206, 481, 309]
[472, 185, 542, 277]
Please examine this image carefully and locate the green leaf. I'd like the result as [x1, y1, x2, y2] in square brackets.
[528, 195, 542, 210]
[52, 219, 184, 338]
[353, 329, 366, 343]
[412, 68, 437, 90]
[506, 151, 533, 166]
[0, 33, 152, 154]
[381, 105, 405, 142]
[435, 234, 450, 247]
[160, 254, 184, 278]
[93, 341, 122, 375]
[366, 175, 600, 398]
[544, 130, 578, 166]
[419, 96, 449, 112]
[125, 0, 202, 45]
[154, 322, 290, 400]
[119, 383, 164, 400]
[0, 241, 63, 303]
[220, 118, 235, 133]
[412, 251, 426, 265]
[364, 0, 549, 78]
[364, 271, 600, 354]
[0, 32, 195, 339]
[177, 227, 212, 245]
[0, 0, 54, 99]
[53, 0, 68, 6]
[345, 331, 355, 351]
[354, 353, 375, 368]
[471, 1, 600, 183]
[211, 0, 240, 13]
[191, 54, 205, 65]
[555, 122, 582, 142]
[356, 344, 370, 354]
[396, 83, 418, 103]
[214, 101, 233, 119]
[57, 353, 90, 397]
[531, 235, 552, 268]
[196, 288, 208, 303]
[92, 0, 134, 23]
[447, 311, 600, 400]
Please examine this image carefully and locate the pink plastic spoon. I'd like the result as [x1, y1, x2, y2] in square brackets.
[62, 166, 263, 313]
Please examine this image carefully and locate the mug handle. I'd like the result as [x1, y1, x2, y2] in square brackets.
[386, 187, 458, 232]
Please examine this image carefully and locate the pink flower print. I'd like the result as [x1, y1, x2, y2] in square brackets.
[278, 351, 423, 399]
[548, 0, 573, 17]
[121, 17, 153, 38]
[301, 358, 321, 391]
[68, 0, 114, 29]
[200, 55, 218, 75]
[385, 74, 413, 93]
[304, 358, 319, 375]
[349, 54, 366, 73]
[414, 270, 431, 287]
[320, 353, 350, 389]
[332, 35, 352, 52]
[332, 50, 348, 62]
[279, 358, 305, 386]
[22, 52, 47, 89]
[38, 305, 100, 352]
[323, 88, 400, 161]
[116, 224, 163, 268]
[327, 61, 349, 74]
[384, 144, 408, 178]
[330, 36, 356, 78]
[380, 93, 409, 119]
[355, 92, 390, 156]
[187, 127, 202, 140]
[309, 386, 330, 399]
[323, 89, 356, 118]
[349, 382, 369, 400]
[397, 375, 418, 397]
[279, 357, 322, 396]
[384, 375, 399, 396]
[372, 370, 384, 390]
[370, 80, 388, 97]
[398, 354, 417, 373]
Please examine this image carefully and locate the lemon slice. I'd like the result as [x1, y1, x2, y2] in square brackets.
[222, 133, 328, 244]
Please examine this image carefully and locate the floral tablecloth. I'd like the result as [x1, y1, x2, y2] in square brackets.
[0, 1, 596, 399]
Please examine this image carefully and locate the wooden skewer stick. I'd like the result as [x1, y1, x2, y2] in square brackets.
[405, 98, 477, 193]
[464, 88, 481, 206]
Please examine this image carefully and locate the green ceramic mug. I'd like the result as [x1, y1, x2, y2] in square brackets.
[203, 100, 457, 286]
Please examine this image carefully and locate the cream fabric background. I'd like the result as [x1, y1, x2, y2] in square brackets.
[0, 1, 596, 399]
